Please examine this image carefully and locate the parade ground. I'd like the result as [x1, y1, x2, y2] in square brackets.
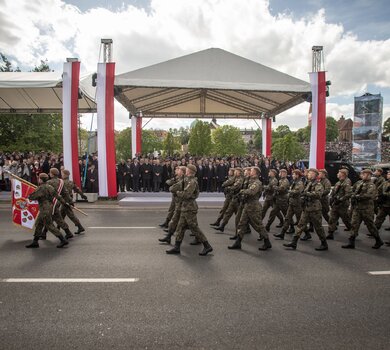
[0, 203, 389, 350]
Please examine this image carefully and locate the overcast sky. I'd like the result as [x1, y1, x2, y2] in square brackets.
[0, 0, 389, 131]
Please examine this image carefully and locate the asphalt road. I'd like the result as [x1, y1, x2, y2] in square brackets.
[0, 205, 389, 350]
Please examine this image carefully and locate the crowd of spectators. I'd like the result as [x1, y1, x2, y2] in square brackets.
[0, 151, 306, 194]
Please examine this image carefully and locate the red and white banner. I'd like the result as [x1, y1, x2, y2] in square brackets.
[62, 60, 81, 188]
[97, 62, 117, 197]
[131, 113, 142, 157]
[12, 179, 39, 230]
[309, 71, 326, 169]
[261, 117, 272, 157]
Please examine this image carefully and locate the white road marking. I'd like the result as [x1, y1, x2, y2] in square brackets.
[1, 278, 139, 283]
[368, 271, 390, 275]
[88, 227, 156, 229]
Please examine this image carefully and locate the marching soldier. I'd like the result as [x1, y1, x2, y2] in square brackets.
[342, 169, 383, 249]
[261, 169, 283, 227]
[25, 173, 69, 249]
[373, 168, 385, 215]
[214, 168, 244, 233]
[327, 169, 352, 239]
[166, 165, 213, 256]
[159, 170, 180, 228]
[61, 169, 87, 235]
[210, 168, 235, 227]
[265, 168, 289, 231]
[228, 167, 271, 251]
[283, 168, 328, 251]
[273, 169, 304, 240]
[318, 169, 331, 223]
[374, 170, 390, 246]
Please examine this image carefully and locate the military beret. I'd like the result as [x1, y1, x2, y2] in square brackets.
[62, 169, 70, 176]
[187, 164, 197, 174]
[361, 169, 372, 175]
[279, 169, 287, 173]
[50, 168, 59, 176]
[39, 173, 49, 180]
[338, 169, 348, 176]
[293, 169, 302, 177]
[308, 168, 319, 175]
[375, 168, 383, 173]
[269, 169, 277, 175]
[319, 169, 328, 174]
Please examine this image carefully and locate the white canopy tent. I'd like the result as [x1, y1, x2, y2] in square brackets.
[114, 48, 311, 119]
[0, 72, 96, 114]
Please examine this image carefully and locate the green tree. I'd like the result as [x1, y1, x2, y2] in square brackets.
[163, 131, 181, 156]
[326, 116, 339, 142]
[295, 125, 311, 142]
[271, 133, 305, 161]
[254, 128, 262, 150]
[188, 120, 212, 155]
[178, 126, 190, 145]
[142, 129, 163, 154]
[272, 125, 291, 139]
[115, 127, 132, 160]
[383, 117, 390, 140]
[0, 53, 20, 72]
[212, 125, 246, 156]
[32, 59, 52, 72]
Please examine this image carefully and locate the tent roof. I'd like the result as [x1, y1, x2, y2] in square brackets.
[115, 48, 311, 118]
[0, 72, 96, 114]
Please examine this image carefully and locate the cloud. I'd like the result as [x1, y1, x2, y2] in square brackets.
[0, 0, 389, 131]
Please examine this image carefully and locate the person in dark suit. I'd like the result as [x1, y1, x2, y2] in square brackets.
[130, 158, 141, 192]
[141, 158, 152, 192]
[204, 162, 215, 192]
[152, 159, 163, 192]
[216, 159, 228, 192]
[117, 159, 127, 192]
[196, 160, 204, 192]
[86, 164, 98, 193]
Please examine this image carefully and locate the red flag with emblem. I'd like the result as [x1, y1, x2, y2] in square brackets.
[12, 178, 39, 230]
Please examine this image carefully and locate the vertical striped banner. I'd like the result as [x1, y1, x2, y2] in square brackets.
[309, 71, 326, 169]
[131, 113, 142, 157]
[97, 62, 117, 197]
[62, 61, 81, 187]
[261, 118, 272, 157]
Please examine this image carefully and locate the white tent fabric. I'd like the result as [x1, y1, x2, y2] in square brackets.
[0, 72, 96, 113]
[114, 48, 311, 118]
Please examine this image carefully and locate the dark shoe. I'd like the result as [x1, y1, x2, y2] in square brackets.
[273, 232, 285, 240]
[257, 236, 264, 241]
[228, 237, 242, 250]
[372, 237, 384, 249]
[166, 241, 181, 254]
[342, 237, 355, 249]
[259, 238, 272, 251]
[74, 225, 85, 235]
[286, 225, 295, 234]
[65, 229, 74, 239]
[265, 224, 270, 232]
[308, 225, 314, 233]
[199, 241, 213, 256]
[163, 228, 169, 233]
[385, 227, 390, 231]
[38, 235, 47, 241]
[57, 236, 69, 248]
[315, 240, 328, 251]
[158, 222, 167, 228]
[326, 232, 334, 240]
[283, 236, 298, 250]
[215, 225, 225, 233]
[300, 232, 312, 241]
[190, 238, 201, 245]
[230, 235, 238, 240]
[210, 221, 220, 227]
[158, 234, 172, 244]
[26, 240, 39, 248]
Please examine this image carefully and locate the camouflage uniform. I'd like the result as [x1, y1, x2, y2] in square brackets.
[328, 178, 352, 234]
[28, 183, 66, 240]
[280, 178, 304, 234]
[266, 177, 289, 228]
[320, 177, 332, 223]
[234, 175, 251, 236]
[47, 177, 72, 232]
[60, 179, 86, 228]
[163, 177, 178, 226]
[261, 177, 278, 219]
[375, 179, 390, 230]
[213, 175, 236, 225]
[373, 175, 385, 215]
[167, 177, 186, 234]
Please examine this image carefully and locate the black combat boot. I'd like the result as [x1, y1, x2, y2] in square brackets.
[228, 237, 242, 250]
[166, 241, 181, 254]
[26, 238, 39, 248]
[230, 234, 238, 240]
[265, 224, 271, 232]
[210, 220, 220, 227]
[64, 228, 74, 239]
[190, 237, 201, 245]
[199, 241, 213, 256]
[273, 230, 285, 240]
[326, 231, 335, 240]
[158, 232, 173, 244]
[385, 241, 390, 246]
[308, 223, 314, 232]
[163, 228, 169, 233]
[283, 236, 299, 250]
[286, 225, 295, 234]
[57, 235, 69, 248]
[159, 221, 168, 228]
[74, 224, 85, 235]
[214, 224, 225, 233]
[341, 237, 355, 249]
[315, 240, 328, 251]
[40, 227, 48, 240]
[300, 232, 312, 241]
[259, 238, 272, 251]
[372, 236, 384, 249]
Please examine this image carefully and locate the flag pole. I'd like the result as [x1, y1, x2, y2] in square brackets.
[4, 170, 88, 216]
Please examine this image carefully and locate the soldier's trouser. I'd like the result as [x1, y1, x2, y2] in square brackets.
[60, 205, 81, 227]
[294, 209, 326, 241]
[34, 208, 62, 239]
[165, 199, 176, 223]
[168, 207, 181, 233]
[267, 200, 288, 226]
[238, 204, 267, 240]
[175, 210, 208, 243]
[221, 199, 239, 226]
[282, 203, 302, 231]
[321, 198, 330, 223]
[52, 206, 69, 230]
[328, 204, 351, 232]
[216, 197, 230, 222]
[261, 199, 273, 219]
[235, 203, 250, 234]
[375, 207, 390, 229]
[350, 208, 379, 239]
